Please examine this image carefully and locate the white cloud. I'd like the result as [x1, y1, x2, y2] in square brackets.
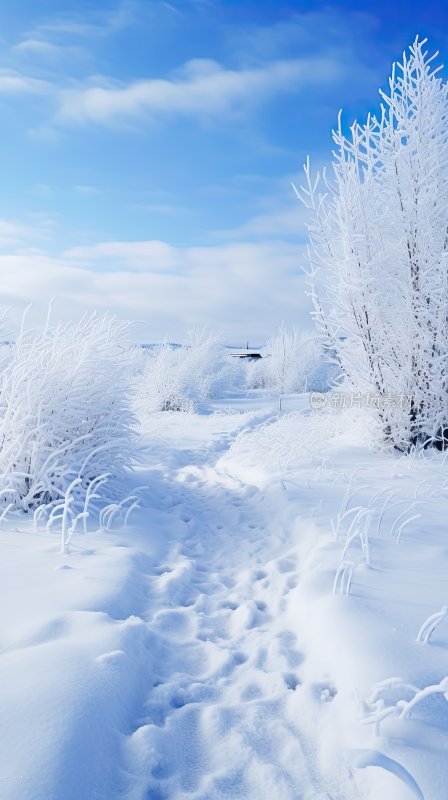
[13, 38, 87, 64]
[0, 220, 30, 238]
[15, 39, 66, 55]
[65, 240, 183, 270]
[216, 204, 309, 240]
[0, 217, 54, 248]
[0, 71, 49, 94]
[24, 1, 137, 40]
[1, 238, 313, 342]
[54, 55, 345, 127]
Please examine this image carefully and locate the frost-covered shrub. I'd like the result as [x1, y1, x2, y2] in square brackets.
[143, 344, 194, 413]
[245, 357, 267, 391]
[298, 38, 448, 450]
[264, 325, 322, 394]
[137, 329, 229, 414]
[182, 329, 229, 401]
[0, 312, 137, 514]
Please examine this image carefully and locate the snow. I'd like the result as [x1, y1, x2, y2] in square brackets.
[0, 391, 447, 799]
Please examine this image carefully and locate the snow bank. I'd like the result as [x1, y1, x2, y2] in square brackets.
[217, 405, 380, 488]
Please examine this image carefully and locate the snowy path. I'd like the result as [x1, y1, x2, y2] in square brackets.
[125, 489, 312, 798]
[118, 407, 359, 800]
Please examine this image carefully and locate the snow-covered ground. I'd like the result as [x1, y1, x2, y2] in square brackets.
[1, 392, 447, 799]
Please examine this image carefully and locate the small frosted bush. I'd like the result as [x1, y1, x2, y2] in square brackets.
[143, 344, 193, 412]
[137, 329, 229, 414]
[0, 311, 137, 514]
[264, 325, 322, 394]
[182, 329, 229, 402]
[245, 358, 267, 390]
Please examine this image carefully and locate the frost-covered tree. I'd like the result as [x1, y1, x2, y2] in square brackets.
[265, 325, 321, 395]
[297, 37, 448, 450]
[0, 311, 137, 514]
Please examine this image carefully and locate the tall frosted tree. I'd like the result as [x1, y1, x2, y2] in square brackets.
[297, 37, 448, 450]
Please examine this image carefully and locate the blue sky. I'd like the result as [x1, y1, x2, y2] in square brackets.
[0, 0, 446, 342]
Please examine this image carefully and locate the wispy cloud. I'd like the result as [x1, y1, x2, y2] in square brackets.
[65, 239, 184, 270]
[13, 38, 87, 65]
[54, 55, 345, 127]
[5, 4, 375, 141]
[23, 1, 137, 41]
[0, 71, 49, 94]
[216, 204, 308, 241]
[0, 217, 55, 248]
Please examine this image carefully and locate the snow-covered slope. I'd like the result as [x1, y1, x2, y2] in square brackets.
[1, 394, 446, 799]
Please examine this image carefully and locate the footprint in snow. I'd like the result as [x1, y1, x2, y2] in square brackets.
[220, 599, 239, 610]
[283, 672, 301, 691]
[255, 646, 268, 670]
[240, 682, 263, 701]
[169, 682, 219, 710]
[151, 760, 173, 781]
[276, 630, 305, 668]
[311, 683, 338, 703]
[152, 609, 195, 640]
[229, 602, 264, 632]
[145, 787, 168, 800]
[178, 595, 197, 608]
[277, 557, 297, 574]
[216, 650, 248, 678]
[152, 565, 173, 576]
